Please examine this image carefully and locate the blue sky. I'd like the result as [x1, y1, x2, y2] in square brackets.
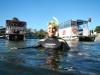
[0, 0, 100, 30]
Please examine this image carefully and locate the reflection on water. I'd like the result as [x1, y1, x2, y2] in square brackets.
[0, 39, 100, 75]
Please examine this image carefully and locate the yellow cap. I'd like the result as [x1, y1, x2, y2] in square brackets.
[48, 21, 58, 27]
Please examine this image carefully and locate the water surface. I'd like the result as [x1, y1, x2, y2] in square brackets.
[0, 39, 100, 75]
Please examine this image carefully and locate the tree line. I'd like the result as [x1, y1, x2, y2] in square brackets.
[0, 26, 100, 38]
[94, 26, 100, 33]
[25, 29, 47, 39]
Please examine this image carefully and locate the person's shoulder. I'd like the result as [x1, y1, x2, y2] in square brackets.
[39, 38, 45, 41]
[56, 36, 70, 51]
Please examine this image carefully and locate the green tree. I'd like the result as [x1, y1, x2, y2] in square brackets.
[35, 29, 47, 38]
[95, 26, 100, 33]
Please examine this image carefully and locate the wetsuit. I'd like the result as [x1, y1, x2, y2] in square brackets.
[33, 36, 70, 55]
[33, 36, 70, 70]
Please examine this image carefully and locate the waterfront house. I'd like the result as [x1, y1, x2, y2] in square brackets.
[5, 18, 26, 41]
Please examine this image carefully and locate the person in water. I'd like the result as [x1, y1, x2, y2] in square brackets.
[32, 20, 70, 70]
[12, 20, 70, 51]
[12, 20, 70, 70]
[32, 20, 70, 51]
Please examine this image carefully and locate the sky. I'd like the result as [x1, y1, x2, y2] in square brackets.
[0, 0, 100, 30]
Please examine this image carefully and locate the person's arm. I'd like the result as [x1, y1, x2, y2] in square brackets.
[10, 44, 40, 50]
[61, 41, 70, 52]
[32, 41, 42, 48]
[58, 38, 70, 52]
[11, 39, 43, 50]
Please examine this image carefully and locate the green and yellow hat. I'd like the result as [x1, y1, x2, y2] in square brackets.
[48, 21, 58, 27]
[48, 17, 59, 27]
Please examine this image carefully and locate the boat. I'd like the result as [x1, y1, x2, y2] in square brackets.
[77, 19, 95, 42]
[58, 19, 95, 46]
[58, 20, 79, 47]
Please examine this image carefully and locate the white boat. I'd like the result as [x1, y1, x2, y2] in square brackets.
[58, 20, 79, 47]
[58, 19, 94, 46]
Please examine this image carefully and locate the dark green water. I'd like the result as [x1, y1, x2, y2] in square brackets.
[0, 39, 100, 75]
